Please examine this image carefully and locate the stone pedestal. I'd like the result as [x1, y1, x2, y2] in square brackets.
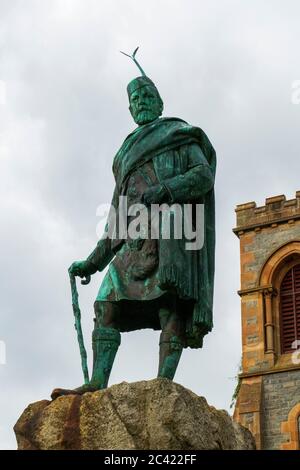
[14, 379, 255, 450]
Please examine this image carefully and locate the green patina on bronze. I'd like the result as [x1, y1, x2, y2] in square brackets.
[70, 274, 90, 384]
[51, 50, 216, 400]
[94, 117, 216, 346]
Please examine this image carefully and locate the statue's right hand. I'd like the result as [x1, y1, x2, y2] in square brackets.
[68, 260, 97, 278]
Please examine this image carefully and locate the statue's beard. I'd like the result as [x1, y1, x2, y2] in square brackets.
[134, 109, 160, 125]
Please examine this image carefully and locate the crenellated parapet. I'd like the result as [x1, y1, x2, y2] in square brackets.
[233, 191, 300, 236]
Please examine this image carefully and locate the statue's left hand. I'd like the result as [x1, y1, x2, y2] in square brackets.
[142, 184, 168, 206]
[68, 260, 97, 278]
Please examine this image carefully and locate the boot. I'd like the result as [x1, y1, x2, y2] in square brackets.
[51, 327, 120, 400]
[157, 331, 183, 380]
[89, 326, 121, 389]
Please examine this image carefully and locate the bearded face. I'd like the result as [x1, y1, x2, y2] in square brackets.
[129, 85, 163, 125]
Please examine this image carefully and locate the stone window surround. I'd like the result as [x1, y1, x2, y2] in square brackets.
[258, 240, 300, 368]
[281, 403, 300, 450]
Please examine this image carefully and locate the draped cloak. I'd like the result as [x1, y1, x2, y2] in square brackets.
[87, 117, 216, 348]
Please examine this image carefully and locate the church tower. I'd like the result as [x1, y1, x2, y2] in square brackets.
[233, 191, 300, 450]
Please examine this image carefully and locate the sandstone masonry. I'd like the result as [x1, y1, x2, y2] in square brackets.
[233, 191, 300, 450]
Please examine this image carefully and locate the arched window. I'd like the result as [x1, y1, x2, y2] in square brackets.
[281, 404, 300, 449]
[280, 264, 300, 353]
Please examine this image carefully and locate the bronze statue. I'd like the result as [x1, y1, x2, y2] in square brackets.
[51, 49, 216, 399]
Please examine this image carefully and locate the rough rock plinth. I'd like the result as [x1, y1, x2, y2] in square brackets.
[14, 379, 255, 450]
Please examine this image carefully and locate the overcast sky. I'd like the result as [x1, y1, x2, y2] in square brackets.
[1, 0, 300, 449]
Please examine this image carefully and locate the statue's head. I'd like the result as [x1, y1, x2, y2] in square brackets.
[127, 76, 164, 126]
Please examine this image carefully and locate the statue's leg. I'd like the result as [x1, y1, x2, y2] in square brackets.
[51, 301, 120, 399]
[157, 296, 184, 380]
[89, 301, 121, 390]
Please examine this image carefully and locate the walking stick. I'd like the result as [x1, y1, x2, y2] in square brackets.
[69, 274, 90, 384]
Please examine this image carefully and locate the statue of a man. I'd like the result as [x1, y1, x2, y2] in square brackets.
[51, 54, 216, 399]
